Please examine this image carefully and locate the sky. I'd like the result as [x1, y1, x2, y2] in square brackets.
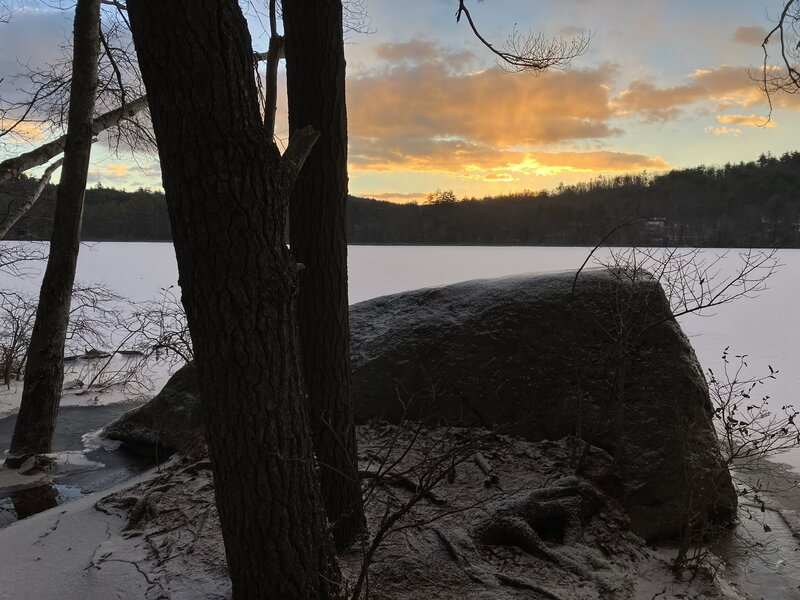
[1, 0, 798, 203]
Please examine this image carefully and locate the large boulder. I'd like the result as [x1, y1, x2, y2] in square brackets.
[350, 269, 735, 541]
[104, 269, 736, 541]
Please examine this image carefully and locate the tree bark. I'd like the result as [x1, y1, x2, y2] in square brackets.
[6, 0, 101, 466]
[283, 0, 365, 548]
[127, 1, 342, 597]
[0, 96, 147, 186]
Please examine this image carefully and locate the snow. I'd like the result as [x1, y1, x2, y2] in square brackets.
[0, 354, 174, 421]
[0, 467, 163, 600]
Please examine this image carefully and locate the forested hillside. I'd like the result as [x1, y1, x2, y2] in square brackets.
[2, 151, 799, 247]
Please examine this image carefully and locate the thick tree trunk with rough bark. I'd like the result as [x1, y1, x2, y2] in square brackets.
[283, 0, 365, 549]
[127, 1, 342, 597]
[6, 0, 100, 467]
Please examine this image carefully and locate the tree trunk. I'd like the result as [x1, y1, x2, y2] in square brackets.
[283, 0, 365, 549]
[6, 0, 100, 467]
[127, 1, 342, 597]
[0, 158, 63, 240]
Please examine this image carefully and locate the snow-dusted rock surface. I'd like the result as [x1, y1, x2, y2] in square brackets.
[349, 270, 736, 541]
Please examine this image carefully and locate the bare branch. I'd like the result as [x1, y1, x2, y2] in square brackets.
[0, 95, 147, 184]
[759, 0, 800, 119]
[455, 0, 590, 73]
[279, 125, 319, 181]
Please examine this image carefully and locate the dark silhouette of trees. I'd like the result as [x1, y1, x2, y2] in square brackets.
[3, 151, 799, 247]
[6, 0, 101, 467]
[127, 0, 341, 597]
[283, 0, 365, 549]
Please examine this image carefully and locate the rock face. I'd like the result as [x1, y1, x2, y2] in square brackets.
[348, 270, 736, 541]
[104, 269, 736, 541]
[104, 363, 200, 458]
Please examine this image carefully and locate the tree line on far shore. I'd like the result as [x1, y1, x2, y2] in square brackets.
[1, 150, 799, 247]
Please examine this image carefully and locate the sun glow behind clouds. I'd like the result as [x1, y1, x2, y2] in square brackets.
[2, 1, 800, 199]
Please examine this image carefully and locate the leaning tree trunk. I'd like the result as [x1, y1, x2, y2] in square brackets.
[127, 1, 341, 598]
[0, 96, 147, 186]
[283, 0, 365, 548]
[6, 0, 101, 467]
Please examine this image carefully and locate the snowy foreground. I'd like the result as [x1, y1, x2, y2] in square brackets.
[0, 426, 781, 600]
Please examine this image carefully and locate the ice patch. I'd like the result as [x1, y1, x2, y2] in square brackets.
[45, 451, 105, 475]
[82, 428, 121, 452]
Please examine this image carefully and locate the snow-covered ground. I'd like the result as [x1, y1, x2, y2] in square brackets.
[0, 354, 173, 421]
[0, 436, 759, 600]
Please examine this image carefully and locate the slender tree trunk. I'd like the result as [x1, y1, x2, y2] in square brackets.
[5, 0, 101, 467]
[283, 0, 365, 549]
[127, 2, 342, 597]
[0, 158, 63, 240]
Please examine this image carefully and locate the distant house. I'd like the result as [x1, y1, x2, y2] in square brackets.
[645, 217, 667, 228]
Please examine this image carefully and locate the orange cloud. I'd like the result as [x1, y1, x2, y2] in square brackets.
[615, 66, 800, 121]
[0, 119, 45, 142]
[705, 126, 741, 137]
[461, 151, 668, 182]
[715, 113, 775, 127]
[105, 163, 130, 177]
[349, 135, 667, 178]
[348, 59, 620, 148]
[88, 163, 132, 182]
[346, 42, 675, 181]
[364, 191, 428, 204]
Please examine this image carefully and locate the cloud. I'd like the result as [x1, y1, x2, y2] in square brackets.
[346, 40, 675, 181]
[348, 60, 620, 148]
[348, 40, 624, 178]
[732, 26, 768, 45]
[105, 163, 130, 177]
[715, 113, 775, 127]
[349, 135, 667, 178]
[372, 38, 477, 71]
[87, 162, 134, 184]
[0, 8, 72, 105]
[705, 126, 741, 137]
[363, 191, 428, 203]
[560, 25, 592, 38]
[0, 119, 44, 142]
[533, 151, 668, 171]
[615, 65, 800, 121]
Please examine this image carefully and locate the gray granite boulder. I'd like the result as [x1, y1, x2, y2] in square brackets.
[348, 269, 736, 541]
[103, 269, 736, 541]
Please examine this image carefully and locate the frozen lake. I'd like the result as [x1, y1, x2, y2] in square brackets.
[4, 242, 800, 467]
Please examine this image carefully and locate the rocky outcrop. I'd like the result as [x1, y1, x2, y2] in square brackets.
[103, 269, 736, 541]
[104, 363, 200, 457]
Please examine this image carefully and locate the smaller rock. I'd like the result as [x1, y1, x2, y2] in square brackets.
[103, 363, 201, 459]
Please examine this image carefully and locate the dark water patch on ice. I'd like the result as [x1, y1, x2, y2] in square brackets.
[0, 402, 153, 527]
